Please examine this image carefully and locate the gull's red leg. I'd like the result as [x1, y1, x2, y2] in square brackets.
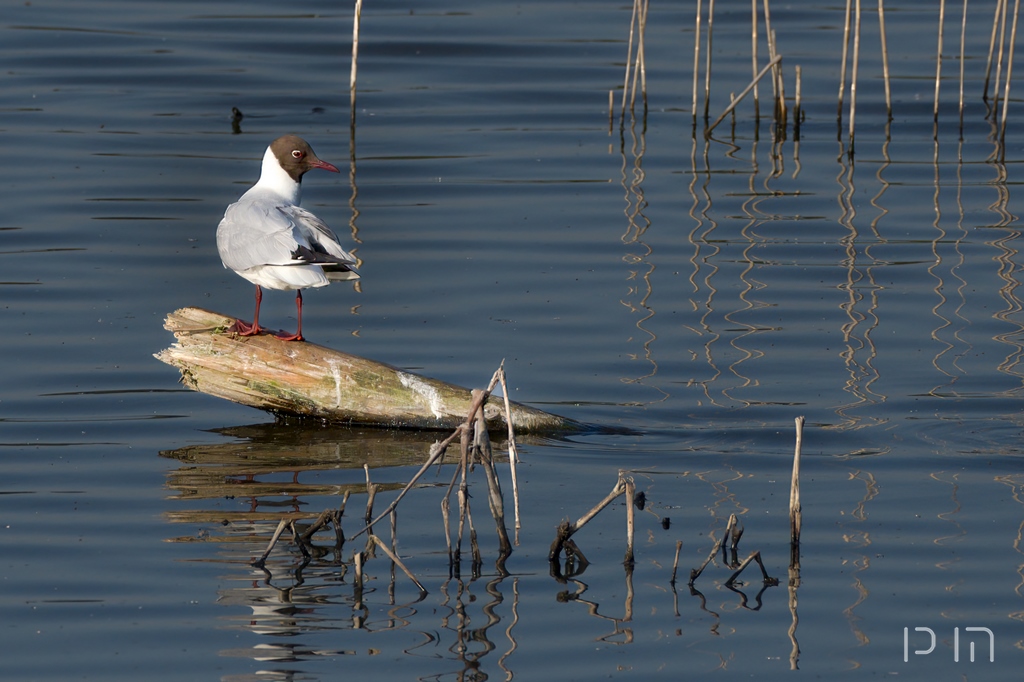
[232, 285, 264, 336]
[275, 289, 305, 342]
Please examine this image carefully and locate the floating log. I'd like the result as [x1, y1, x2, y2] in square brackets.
[155, 307, 583, 433]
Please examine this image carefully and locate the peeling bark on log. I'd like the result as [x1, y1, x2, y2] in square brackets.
[155, 307, 582, 433]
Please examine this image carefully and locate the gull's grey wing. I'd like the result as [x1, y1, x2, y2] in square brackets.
[279, 205, 359, 278]
[217, 198, 358, 280]
[217, 199, 303, 272]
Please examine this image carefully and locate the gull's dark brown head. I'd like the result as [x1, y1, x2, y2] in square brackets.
[269, 135, 340, 183]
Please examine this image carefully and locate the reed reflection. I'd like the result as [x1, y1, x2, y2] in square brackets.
[832, 144, 885, 430]
[556, 575, 635, 645]
[721, 135, 776, 406]
[686, 134, 724, 406]
[618, 114, 667, 404]
[994, 473, 1024, 616]
[927, 137, 971, 396]
[839, 469, 878, 653]
[162, 424, 524, 678]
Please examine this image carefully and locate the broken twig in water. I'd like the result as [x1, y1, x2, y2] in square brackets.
[706, 55, 782, 134]
[370, 534, 427, 594]
[690, 513, 739, 584]
[726, 550, 778, 586]
[549, 476, 628, 562]
[670, 539, 683, 585]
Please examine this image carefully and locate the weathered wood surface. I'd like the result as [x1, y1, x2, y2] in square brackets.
[155, 307, 583, 433]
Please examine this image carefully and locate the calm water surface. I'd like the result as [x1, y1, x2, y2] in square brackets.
[2, 0, 1024, 679]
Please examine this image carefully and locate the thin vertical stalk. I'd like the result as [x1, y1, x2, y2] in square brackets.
[934, 0, 946, 124]
[608, 90, 614, 133]
[878, 0, 892, 119]
[349, 0, 363, 129]
[762, 0, 780, 121]
[849, 0, 862, 152]
[623, 475, 636, 566]
[790, 416, 804, 547]
[692, 0, 702, 128]
[704, 0, 715, 121]
[498, 368, 522, 535]
[1000, 0, 1021, 148]
[752, 0, 760, 120]
[628, 0, 648, 114]
[959, 0, 969, 132]
[984, 0, 1006, 100]
[638, 0, 648, 111]
[670, 540, 684, 585]
[772, 29, 787, 126]
[995, 0, 1010, 110]
[838, 0, 854, 124]
[620, 0, 639, 120]
[794, 65, 802, 139]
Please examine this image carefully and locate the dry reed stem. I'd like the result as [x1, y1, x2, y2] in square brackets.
[790, 416, 804, 545]
[623, 475, 636, 566]
[958, 0, 968, 130]
[370, 534, 427, 594]
[628, 11, 644, 115]
[704, 0, 715, 121]
[498, 367, 522, 535]
[934, 0, 946, 123]
[670, 539, 683, 585]
[634, 0, 649, 113]
[689, 513, 738, 584]
[608, 89, 614, 133]
[838, 0, 853, 121]
[1000, 0, 1021, 146]
[349, 0, 363, 123]
[706, 55, 781, 134]
[995, 0, 1010, 109]
[621, 0, 639, 119]
[352, 437, 454, 540]
[725, 550, 776, 586]
[299, 509, 340, 544]
[354, 550, 364, 589]
[441, 493, 452, 562]
[465, 488, 482, 568]
[351, 369, 499, 541]
[772, 29, 787, 124]
[456, 418, 471, 563]
[794, 65, 802, 138]
[762, 0, 780, 119]
[692, 0, 702, 124]
[849, 0, 862, 149]
[878, 0, 892, 118]
[548, 478, 627, 561]
[984, 0, 1005, 100]
[751, 0, 759, 119]
[364, 463, 377, 526]
[252, 518, 290, 566]
[475, 404, 512, 560]
[730, 519, 745, 553]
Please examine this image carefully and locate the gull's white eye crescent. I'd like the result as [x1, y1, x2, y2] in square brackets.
[292, 150, 304, 159]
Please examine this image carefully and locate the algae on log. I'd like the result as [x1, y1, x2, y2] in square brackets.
[155, 307, 582, 433]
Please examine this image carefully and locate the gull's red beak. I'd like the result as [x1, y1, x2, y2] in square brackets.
[311, 158, 340, 173]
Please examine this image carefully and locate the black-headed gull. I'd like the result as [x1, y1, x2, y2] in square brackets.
[216, 135, 359, 341]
